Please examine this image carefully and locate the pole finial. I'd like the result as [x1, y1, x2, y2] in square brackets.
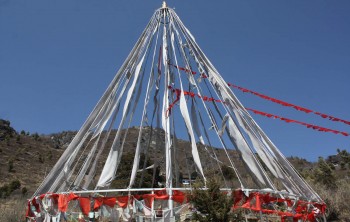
[162, 1, 167, 9]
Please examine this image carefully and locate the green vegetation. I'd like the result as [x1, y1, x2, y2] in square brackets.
[314, 157, 337, 189]
[337, 148, 350, 170]
[38, 153, 44, 163]
[31, 133, 40, 141]
[5, 136, 10, 146]
[21, 187, 28, 197]
[307, 150, 350, 220]
[0, 180, 21, 199]
[8, 159, 14, 172]
[220, 164, 236, 180]
[110, 152, 162, 189]
[190, 179, 234, 222]
[15, 135, 20, 143]
[47, 150, 53, 160]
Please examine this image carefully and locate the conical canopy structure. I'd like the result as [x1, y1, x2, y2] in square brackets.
[28, 3, 325, 221]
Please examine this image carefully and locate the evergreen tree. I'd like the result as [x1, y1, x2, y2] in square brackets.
[337, 149, 350, 169]
[190, 179, 233, 222]
[314, 157, 337, 189]
[111, 152, 160, 189]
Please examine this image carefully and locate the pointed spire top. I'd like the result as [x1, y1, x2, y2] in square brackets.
[162, 1, 167, 9]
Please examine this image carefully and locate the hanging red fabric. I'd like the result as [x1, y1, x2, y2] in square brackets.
[94, 197, 117, 210]
[231, 190, 323, 222]
[172, 190, 186, 203]
[25, 201, 33, 218]
[142, 194, 155, 208]
[58, 194, 69, 212]
[58, 192, 79, 212]
[93, 198, 103, 211]
[26, 198, 41, 217]
[233, 189, 244, 208]
[116, 196, 130, 208]
[78, 197, 91, 216]
[166, 86, 181, 116]
[154, 189, 169, 200]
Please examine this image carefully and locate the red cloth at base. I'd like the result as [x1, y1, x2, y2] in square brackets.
[79, 197, 91, 216]
[116, 196, 129, 208]
[94, 197, 117, 210]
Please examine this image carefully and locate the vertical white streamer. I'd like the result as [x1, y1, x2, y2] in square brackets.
[97, 52, 147, 188]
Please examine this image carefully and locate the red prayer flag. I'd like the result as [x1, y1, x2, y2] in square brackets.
[116, 196, 129, 208]
[79, 197, 91, 216]
[230, 84, 349, 126]
[58, 194, 69, 212]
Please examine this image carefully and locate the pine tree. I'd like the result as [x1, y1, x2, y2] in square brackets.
[190, 179, 233, 222]
[314, 157, 337, 189]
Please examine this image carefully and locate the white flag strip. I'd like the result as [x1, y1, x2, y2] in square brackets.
[191, 100, 205, 145]
[173, 15, 278, 190]
[169, 25, 206, 184]
[137, 164, 155, 172]
[33, 12, 159, 196]
[142, 24, 161, 127]
[97, 40, 149, 188]
[172, 13, 273, 188]
[234, 109, 283, 179]
[170, 14, 242, 186]
[207, 57, 319, 199]
[64, 77, 132, 190]
[237, 111, 306, 196]
[83, 113, 117, 190]
[129, 23, 160, 188]
[253, 121, 322, 201]
[69, 76, 132, 190]
[242, 113, 313, 196]
[202, 63, 277, 188]
[79, 80, 129, 190]
[98, 16, 159, 189]
[226, 114, 269, 186]
[180, 18, 321, 199]
[90, 79, 124, 140]
[51, 132, 91, 192]
[72, 135, 101, 189]
[218, 114, 229, 137]
[162, 15, 173, 188]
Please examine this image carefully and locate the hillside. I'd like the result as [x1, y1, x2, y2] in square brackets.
[0, 119, 349, 221]
[0, 120, 241, 197]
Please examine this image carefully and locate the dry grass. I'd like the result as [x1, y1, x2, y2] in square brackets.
[0, 198, 27, 222]
[312, 179, 350, 222]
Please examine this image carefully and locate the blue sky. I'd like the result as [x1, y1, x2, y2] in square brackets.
[1, 0, 349, 161]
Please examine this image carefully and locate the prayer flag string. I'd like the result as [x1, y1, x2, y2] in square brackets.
[228, 84, 350, 127]
[245, 108, 349, 137]
[168, 63, 350, 127]
[166, 86, 349, 137]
